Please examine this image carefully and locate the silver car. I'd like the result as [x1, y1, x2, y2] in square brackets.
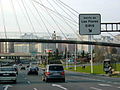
[0, 67, 17, 83]
[42, 64, 65, 82]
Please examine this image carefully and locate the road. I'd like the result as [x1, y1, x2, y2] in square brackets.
[0, 67, 120, 90]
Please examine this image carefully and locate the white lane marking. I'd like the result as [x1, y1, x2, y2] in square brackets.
[98, 84, 111, 87]
[117, 87, 120, 88]
[52, 84, 67, 90]
[3, 85, 13, 90]
[90, 87, 102, 90]
[33, 88, 38, 90]
[27, 81, 31, 84]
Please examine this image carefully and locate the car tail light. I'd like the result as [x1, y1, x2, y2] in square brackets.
[61, 72, 65, 75]
[45, 72, 50, 75]
[10, 73, 16, 76]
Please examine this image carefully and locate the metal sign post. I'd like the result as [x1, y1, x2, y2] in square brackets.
[79, 14, 101, 74]
[90, 35, 93, 73]
[74, 44, 77, 71]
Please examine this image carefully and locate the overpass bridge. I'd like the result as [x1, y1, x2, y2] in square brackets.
[0, 53, 31, 57]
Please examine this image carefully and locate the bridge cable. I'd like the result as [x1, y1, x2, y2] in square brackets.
[57, 0, 79, 14]
[56, 0, 78, 18]
[39, 0, 68, 39]
[32, 0, 77, 25]
[47, 0, 83, 41]
[31, 0, 52, 38]
[29, 0, 56, 36]
[54, 0, 77, 24]
[0, 0, 7, 39]
[10, 0, 22, 37]
[21, 0, 37, 35]
[24, 0, 43, 36]
[17, 0, 34, 35]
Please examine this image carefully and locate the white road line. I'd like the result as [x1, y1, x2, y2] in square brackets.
[90, 87, 102, 90]
[98, 84, 111, 87]
[33, 88, 38, 90]
[27, 81, 31, 84]
[3, 85, 13, 90]
[52, 84, 68, 90]
[117, 87, 120, 88]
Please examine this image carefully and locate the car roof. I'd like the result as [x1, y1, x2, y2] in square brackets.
[0, 66, 14, 68]
[46, 64, 63, 67]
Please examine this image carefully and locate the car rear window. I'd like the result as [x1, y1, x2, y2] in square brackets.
[49, 66, 63, 71]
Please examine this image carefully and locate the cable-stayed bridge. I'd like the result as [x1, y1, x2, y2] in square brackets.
[0, 0, 120, 48]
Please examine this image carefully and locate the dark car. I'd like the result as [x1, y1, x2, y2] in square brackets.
[27, 67, 38, 75]
[42, 64, 65, 82]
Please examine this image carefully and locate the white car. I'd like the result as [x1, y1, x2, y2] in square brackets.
[0, 67, 17, 83]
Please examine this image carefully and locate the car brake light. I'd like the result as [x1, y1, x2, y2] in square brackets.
[61, 72, 65, 75]
[46, 72, 50, 75]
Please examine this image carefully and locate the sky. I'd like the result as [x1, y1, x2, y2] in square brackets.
[0, 0, 120, 38]
[63, 0, 120, 22]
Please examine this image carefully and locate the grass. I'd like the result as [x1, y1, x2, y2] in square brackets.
[65, 64, 105, 74]
[65, 63, 120, 74]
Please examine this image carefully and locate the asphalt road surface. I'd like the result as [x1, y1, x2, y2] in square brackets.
[1, 67, 120, 90]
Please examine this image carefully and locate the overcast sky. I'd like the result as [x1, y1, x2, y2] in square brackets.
[0, 0, 120, 38]
[63, 0, 120, 22]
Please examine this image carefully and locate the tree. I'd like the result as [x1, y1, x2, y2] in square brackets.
[81, 50, 85, 58]
[111, 48, 117, 54]
[94, 45, 105, 62]
[55, 48, 59, 58]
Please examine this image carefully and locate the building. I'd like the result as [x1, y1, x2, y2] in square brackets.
[114, 34, 120, 54]
[0, 42, 14, 53]
[77, 35, 90, 53]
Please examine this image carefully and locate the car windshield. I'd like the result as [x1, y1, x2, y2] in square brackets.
[49, 66, 63, 71]
[0, 68, 15, 71]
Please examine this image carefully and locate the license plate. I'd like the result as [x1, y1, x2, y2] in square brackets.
[53, 73, 60, 75]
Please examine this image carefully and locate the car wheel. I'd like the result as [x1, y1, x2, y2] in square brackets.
[45, 78, 49, 82]
[36, 72, 38, 75]
[62, 78, 65, 82]
[27, 73, 30, 75]
[13, 80, 17, 84]
[42, 76, 45, 81]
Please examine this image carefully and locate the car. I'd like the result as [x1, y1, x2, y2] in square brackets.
[42, 64, 65, 82]
[20, 66, 26, 70]
[13, 64, 18, 75]
[14, 67, 18, 75]
[0, 67, 17, 83]
[27, 67, 38, 75]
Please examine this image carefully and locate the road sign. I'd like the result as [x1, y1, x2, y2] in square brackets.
[79, 14, 101, 35]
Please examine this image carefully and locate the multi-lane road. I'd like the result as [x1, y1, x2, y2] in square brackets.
[1, 67, 120, 90]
